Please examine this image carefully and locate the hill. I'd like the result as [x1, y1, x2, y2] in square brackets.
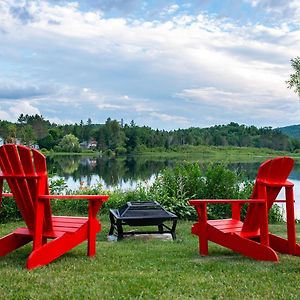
[277, 124, 300, 139]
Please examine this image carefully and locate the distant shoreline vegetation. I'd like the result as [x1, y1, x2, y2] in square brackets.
[0, 114, 300, 156]
[43, 145, 297, 162]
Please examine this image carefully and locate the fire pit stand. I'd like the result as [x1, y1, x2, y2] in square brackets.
[109, 201, 177, 240]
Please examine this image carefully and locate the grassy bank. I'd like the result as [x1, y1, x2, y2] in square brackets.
[139, 145, 299, 161]
[0, 218, 299, 299]
[42, 145, 300, 162]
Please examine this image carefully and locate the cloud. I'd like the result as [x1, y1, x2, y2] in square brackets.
[150, 112, 190, 125]
[176, 86, 299, 127]
[0, 100, 40, 122]
[79, 0, 141, 15]
[243, 0, 300, 22]
[0, 80, 51, 100]
[97, 103, 123, 110]
[9, 4, 34, 24]
[0, 0, 300, 128]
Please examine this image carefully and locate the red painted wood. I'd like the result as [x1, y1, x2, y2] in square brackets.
[0, 144, 109, 269]
[243, 157, 294, 233]
[39, 195, 109, 200]
[189, 156, 300, 261]
[285, 186, 296, 254]
[33, 199, 45, 250]
[207, 225, 278, 261]
[189, 199, 265, 204]
[231, 202, 241, 220]
[0, 233, 32, 256]
[195, 204, 208, 256]
[27, 223, 89, 269]
[0, 145, 35, 229]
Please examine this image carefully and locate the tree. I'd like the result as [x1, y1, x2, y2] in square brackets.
[17, 113, 26, 125]
[0, 121, 17, 143]
[18, 125, 37, 146]
[287, 57, 300, 98]
[56, 134, 81, 152]
[19, 114, 49, 140]
[38, 128, 60, 150]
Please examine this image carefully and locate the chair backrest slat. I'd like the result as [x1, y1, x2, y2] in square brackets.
[242, 157, 294, 233]
[0, 145, 53, 231]
[32, 148, 52, 228]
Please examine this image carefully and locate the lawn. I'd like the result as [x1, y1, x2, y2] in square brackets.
[0, 218, 299, 299]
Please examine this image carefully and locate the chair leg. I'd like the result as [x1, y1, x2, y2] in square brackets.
[87, 201, 101, 256]
[199, 235, 208, 256]
[198, 204, 208, 255]
[269, 234, 300, 256]
[27, 225, 88, 269]
[88, 220, 98, 257]
[191, 222, 208, 255]
[0, 233, 32, 256]
[207, 226, 278, 261]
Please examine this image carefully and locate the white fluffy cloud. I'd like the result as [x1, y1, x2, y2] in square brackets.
[0, 0, 299, 128]
[0, 100, 40, 122]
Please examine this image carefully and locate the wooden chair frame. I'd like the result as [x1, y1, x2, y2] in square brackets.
[189, 157, 300, 261]
[0, 144, 109, 269]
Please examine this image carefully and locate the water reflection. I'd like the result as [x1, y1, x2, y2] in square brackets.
[47, 155, 177, 189]
[47, 155, 300, 218]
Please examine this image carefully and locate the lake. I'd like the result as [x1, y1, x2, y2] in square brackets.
[47, 154, 300, 218]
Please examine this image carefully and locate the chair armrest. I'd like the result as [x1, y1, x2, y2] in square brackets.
[189, 199, 265, 206]
[189, 199, 266, 220]
[38, 195, 109, 226]
[38, 195, 109, 202]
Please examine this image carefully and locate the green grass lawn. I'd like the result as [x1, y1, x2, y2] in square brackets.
[0, 218, 299, 299]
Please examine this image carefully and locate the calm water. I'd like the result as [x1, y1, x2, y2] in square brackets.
[46, 155, 300, 218]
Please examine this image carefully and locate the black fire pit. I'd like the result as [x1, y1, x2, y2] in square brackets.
[109, 201, 177, 240]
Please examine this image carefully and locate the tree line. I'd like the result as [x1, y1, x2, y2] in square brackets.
[0, 114, 299, 154]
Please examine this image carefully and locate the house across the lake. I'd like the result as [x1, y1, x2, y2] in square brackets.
[80, 139, 97, 149]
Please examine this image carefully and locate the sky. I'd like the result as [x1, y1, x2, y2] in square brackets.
[0, 0, 300, 130]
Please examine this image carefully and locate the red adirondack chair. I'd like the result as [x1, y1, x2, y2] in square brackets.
[0, 144, 109, 269]
[189, 157, 300, 261]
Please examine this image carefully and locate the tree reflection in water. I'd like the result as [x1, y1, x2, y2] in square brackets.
[46, 155, 300, 191]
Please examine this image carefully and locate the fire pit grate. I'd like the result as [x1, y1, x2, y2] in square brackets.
[109, 201, 177, 240]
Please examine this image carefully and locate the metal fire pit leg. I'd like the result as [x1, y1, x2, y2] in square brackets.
[158, 224, 163, 233]
[158, 220, 178, 240]
[116, 220, 124, 240]
[171, 219, 177, 240]
[109, 212, 116, 235]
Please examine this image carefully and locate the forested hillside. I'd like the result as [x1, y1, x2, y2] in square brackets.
[0, 114, 299, 154]
[278, 124, 300, 139]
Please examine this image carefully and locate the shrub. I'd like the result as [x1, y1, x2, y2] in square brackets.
[204, 163, 248, 219]
[0, 181, 21, 222]
[149, 162, 204, 219]
[0, 197, 21, 223]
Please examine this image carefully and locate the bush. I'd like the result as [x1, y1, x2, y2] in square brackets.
[55, 134, 81, 153]
[148, 162, 204, 219]
[203, 163, 249, 219]
[147, 162, 254, 219]
[0, 197, 21, 222]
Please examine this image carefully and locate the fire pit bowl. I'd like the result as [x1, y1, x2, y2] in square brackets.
[109, 201, 177, 240]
